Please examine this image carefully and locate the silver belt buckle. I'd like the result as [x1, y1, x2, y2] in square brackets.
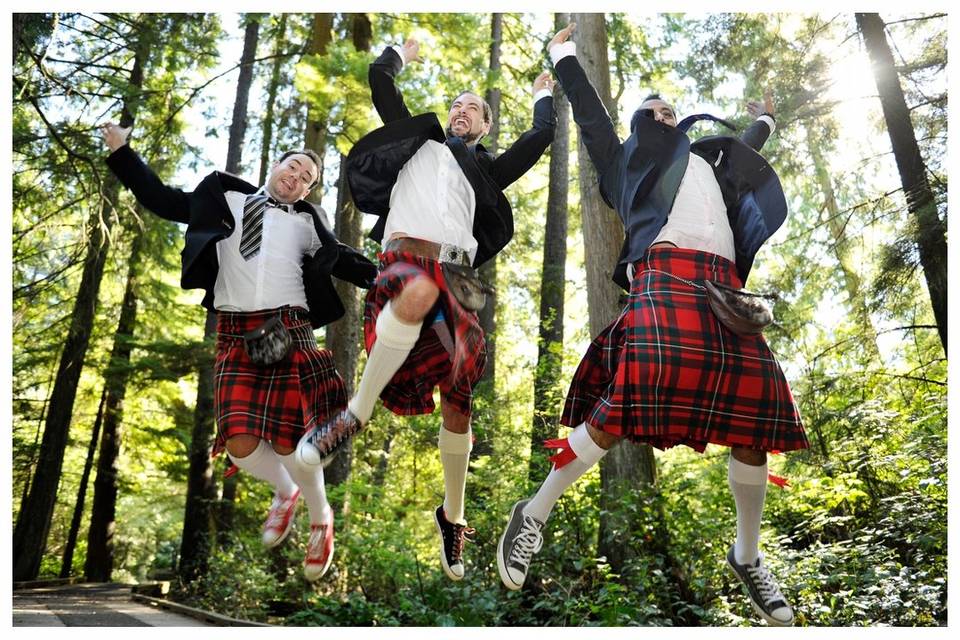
[439, 242, 464, 265]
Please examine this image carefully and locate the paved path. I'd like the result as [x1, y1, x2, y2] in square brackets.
[13, 583, 212, 627]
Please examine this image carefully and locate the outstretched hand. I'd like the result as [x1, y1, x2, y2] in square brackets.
[548, 22, 576, 50]
[533, 71, 555, 95]
[747, 91, 775, 118]
[101, 122, 131, 152]
[400, 37, 423, 65]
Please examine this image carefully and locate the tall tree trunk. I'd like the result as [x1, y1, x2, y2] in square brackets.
[258, 14, 288, 185]
[324, 12, 372, 489]
[214, 13, 261, 548]
[805, 125, 882, 362]
[477, 13, 503, 389]
[571, 12, 657, 575]
[325, 157, 363, 488]
[856, 13, 947, 352]
[177, 311, 218, 582]
[59, 388, 106, 578]
[225, 15, 261, 175]
[12, 31, 148, 582]
[303, 13, 334, 200]
[84, 224, 145, 582]
[529, 12, 571, 483]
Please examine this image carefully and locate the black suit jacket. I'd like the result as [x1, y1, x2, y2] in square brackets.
[554, 55, 788, 289]
[105, 144, 376, 328]
[346, 47, 556, 267]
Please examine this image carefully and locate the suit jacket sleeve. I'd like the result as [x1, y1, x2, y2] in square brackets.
[553, 55, 624, 202]
[104, 145, 191, 224]
[369, 47, 413, 124]
[487, 95, 556, 189]
[739, 118, 772, 152]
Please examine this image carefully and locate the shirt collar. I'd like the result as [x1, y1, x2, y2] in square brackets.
[256, 186, 294, 213]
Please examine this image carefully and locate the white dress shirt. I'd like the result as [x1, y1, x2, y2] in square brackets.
[214, 189, 324, 312]
[382, 45, 553, 264]
[652, 153, 736, 262]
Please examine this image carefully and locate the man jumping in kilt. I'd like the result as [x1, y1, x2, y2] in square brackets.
[496, 24, 807, 626]
[296, 37, 555, 581]
[101, 123, 376, 582]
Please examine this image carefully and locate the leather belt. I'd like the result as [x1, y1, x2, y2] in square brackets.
[385, 237, 470, 265]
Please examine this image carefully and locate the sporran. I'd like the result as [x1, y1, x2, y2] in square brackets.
[243, 315, 293, 365]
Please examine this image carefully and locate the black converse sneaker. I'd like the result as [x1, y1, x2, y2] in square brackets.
[434, 505, 475, 581]
[497, 499, 544, 590]
[726, 545, 795, 626]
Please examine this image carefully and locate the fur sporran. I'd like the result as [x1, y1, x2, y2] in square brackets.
[703, 280, 775, 337]
[441, 262, 495, 312]
[243, 315, 293, 365]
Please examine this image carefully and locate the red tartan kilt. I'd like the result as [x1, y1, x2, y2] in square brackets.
[363, 251, 486, 417]
[561, 247, 807, 453]
[212, 306, 347, 457]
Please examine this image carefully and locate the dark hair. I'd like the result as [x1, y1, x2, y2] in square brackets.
[643, 93, 663, 102]
[277, 149, 322, 188]
[451, 91, 493, 125]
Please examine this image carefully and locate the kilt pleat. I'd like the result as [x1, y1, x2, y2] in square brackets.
[561, 247, 807, 453]
[363, 250, 486, 417]
[212, 306, 347, 457]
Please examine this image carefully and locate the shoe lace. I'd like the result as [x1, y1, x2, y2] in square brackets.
[747, 560, 786, 606]
[312, 411, 357, 452]
[265, 496, 292, 529]
[449, 523, 476, 564]
[307, 525, 327, 556]
[508, 515, 544, 569]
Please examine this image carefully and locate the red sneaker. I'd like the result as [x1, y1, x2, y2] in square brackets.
[261, 488, 301, 548]
[304, 509, 335, 581]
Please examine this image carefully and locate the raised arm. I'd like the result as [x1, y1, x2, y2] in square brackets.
[741, 91, 777, 152]
[487, 71, 556, 189]
[102, 123, 190, 224]
[368, 38, 421, 124]
[549, 23, 623, 183]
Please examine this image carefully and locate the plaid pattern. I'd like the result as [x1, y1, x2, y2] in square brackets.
[212, 306, 347, 458]
[561, 246, 807, 453]
[363, 250, 486, 417]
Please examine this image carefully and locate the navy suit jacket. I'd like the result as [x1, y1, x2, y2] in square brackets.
[554, 55, 787, 290]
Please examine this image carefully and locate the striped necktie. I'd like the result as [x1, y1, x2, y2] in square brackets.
[239, 193, 287, 260]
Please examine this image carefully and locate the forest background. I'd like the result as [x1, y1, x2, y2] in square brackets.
[8, 7, 949, 627]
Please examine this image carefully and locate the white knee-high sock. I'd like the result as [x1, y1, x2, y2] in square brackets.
[728, 455, 768, 565]
[279, 451, 331, 524]
[228, 440, 297, 498]
[524, 423, 609, 523]
[348, 301, 423, 424]
[439, 426, 472, 525]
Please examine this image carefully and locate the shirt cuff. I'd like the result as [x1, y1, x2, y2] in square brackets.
[549, 41, 577, 66]
[533, 88, 552, 104]
[391, 44, 405, 69]
[757, 114, 776, 135]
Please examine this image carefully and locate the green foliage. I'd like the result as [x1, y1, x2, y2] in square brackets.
[12, 11, 946, 628]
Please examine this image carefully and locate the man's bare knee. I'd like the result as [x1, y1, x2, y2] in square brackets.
[731, 447, 767, 466]
[440, 400, 470, 434]
[393, 277, 440, 323]
[586, 424, 620, 449]
[226, 434, 261, 458]
[272, 443, 294, 456]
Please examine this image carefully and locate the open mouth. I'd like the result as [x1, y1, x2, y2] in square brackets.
[454, 117, 469, 128]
